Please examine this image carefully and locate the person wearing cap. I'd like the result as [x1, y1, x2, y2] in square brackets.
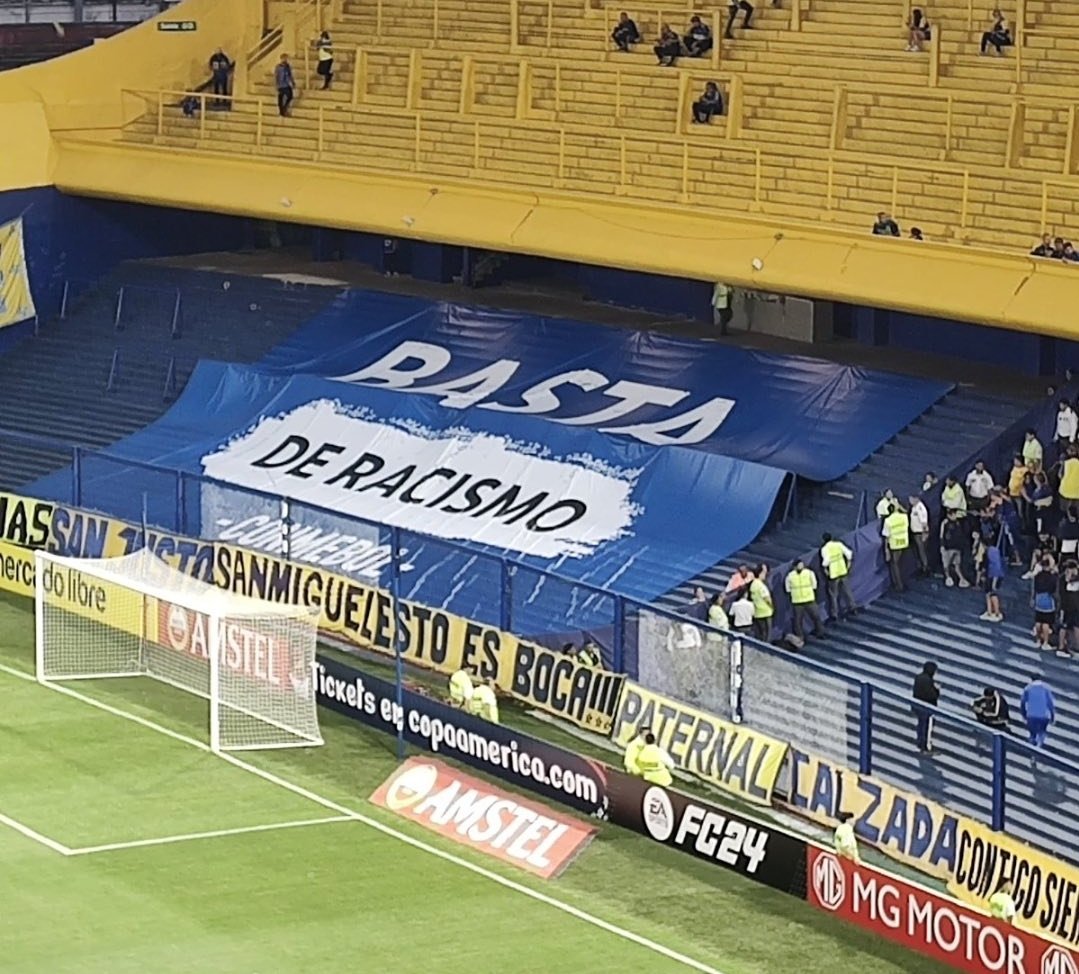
[635, 731, 675, 786]
[469, 681, 499, 723]
[834, 811, 860, 862]
[448, 668, 474, 708]
[820, 532, 857, 621]
[989, 880, 1017, 924]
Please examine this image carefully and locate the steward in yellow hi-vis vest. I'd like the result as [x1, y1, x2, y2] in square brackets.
[623, 726, 650, 774]
[448, 669, 474, 708]
[469, 683, 499, 723]
[834, 811, 860, 863]
[634, 732, 674, 787]
[785, 558, 823, 643]
[883, 504, 911, 593]
[989, 881, 1017, 924]
[820, 532, 859, 621]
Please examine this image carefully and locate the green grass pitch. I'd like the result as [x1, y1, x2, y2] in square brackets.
[0, 591, 946, 974]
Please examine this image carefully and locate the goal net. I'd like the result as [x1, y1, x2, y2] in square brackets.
[34, 548, 323, 752]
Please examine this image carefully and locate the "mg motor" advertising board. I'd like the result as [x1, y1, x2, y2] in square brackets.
[806, 847, 1079, 974]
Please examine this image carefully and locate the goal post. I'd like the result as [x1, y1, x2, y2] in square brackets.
[34, 549, 323, 752]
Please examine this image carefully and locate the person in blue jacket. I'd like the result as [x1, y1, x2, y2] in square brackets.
[1020, 675, 1055, 747]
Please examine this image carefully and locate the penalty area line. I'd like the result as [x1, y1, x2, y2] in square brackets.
[0, 810, 74, 856]
[67, 815, 354, 857]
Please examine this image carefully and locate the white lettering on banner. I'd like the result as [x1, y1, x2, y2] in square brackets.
[201, 399, 641, 560]
[812, 852, 846, 912]
[1044, 946, 1079, 974]
[161, 603, 286, 687]
[333, 340, 737, 447]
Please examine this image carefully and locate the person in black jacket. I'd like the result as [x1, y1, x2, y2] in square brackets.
[654, 24, 682, 66]
[971, 686, 1010, 731]
[683, 15, 713, 57]
[209, 48, 233, 107]
[612, 11, 642, 51]
[692, 82, 724, 123]
[912, 660, 940, 753]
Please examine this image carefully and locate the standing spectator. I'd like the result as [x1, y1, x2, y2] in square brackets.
[1058, 506, 1079, 562]
[907, 7, 930, 51]
[209, 47, 232, 107]
[1060, 447, 1079, 509]
[785, 558, 824, 643]
[749, 564, 774, 643]
[980, 8, 1012, 56]
[725, 564, 753, 598]
[922, 471, 939, 493]
[965, 460, 995, 511]
[875, 488, 900, 520]
[692, 82, 724, 124]
[971, 686, 1010, 731]
[654, 24, 681, 65]
[725, 0, 753, 38]
[275, 54, 295, 117]
[1019, 675, 1055, 747]
[883, 503, 911, 591]
[611, 11, 641, 51]
[1023, 428, 1044, 468]
[730, 587, 755, 636]
[1032, 556, 1059, 649]
[980, 542, 1005, 622]
[315, 31, 334, 89]
[909, 495, 931, 575]
[912, 661, 940, 753]
[711, 281, 732, 332]
[940, 509, 973, 588]
[1056, 399, 1078, 451]
[1008, 454, 1028, 522]
[683, 15, 713, 57]
[942, 475, 968, 515]
[1027, 469, 1056, 538]
[820, 532, 858, 620]
[872, 212, 900, 236]
[1031, 234, 1056, 257]
[1058, 561, 1079, 658]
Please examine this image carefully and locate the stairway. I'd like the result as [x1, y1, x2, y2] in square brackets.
[0, 263, 342, 491]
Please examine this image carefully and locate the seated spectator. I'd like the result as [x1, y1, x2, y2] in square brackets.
[981, 8, 1012, 56]
[181, 94, 201, 117]
[910, 227, 924, 241]
[692, 81, 724, 123]
[971, 687, 1010, 730]
[654, 23, 681, 66]
[612, 11, 641, 52]
[1063, 242, 1079, 263]
[941, 475, 968, 515]
[684, 15, 713, 57]
[965, 460, 995, 511]
[907, 8, 930, 51]
[725, 0, 753, 38]
[872, 211, 900, 236]
[1031, 233, 1055, 257]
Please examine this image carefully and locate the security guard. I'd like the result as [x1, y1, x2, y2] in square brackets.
[578, 639, 601, 667]
[623, 726, 650, 774]
[820, 532, 858, 621]
[635, 732, 674, 787]
[448, 668, 473, 708]
[989, 880, 1016, 924]
[707, 593, 729, 645]
[834, 811, 860, 863]
[785, 558, 823, 643]
[749, 565, 775, 643]
[883, 502, 911, 592]
[469, 681, 499, 723]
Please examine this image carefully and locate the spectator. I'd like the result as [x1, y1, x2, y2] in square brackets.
[981, 8, 1012, 55]
[1063, 242, 1079, 264]
[577, 640, 602, 666]
[274, 54, 295, 117]
[980, 542, 1005, 622]
[1008, 454, 1028, 522]
[875, 487, 899, 520]
[1032, 555, 1059, 648]
[1019, 674, 1054, 747]
[707, 592, 729, 642]
[971, 686, 1010, 731]
[907, 8, 930, 51]
[654, 24, 681, 65]
[1027, 469, 1055, 537]
[1059, 506, 1079, 562]
[1059, 561, 1079, 657]
[611, 11, 641, 51]
[785, 558, 824, 643]
[1055, 399, 1078, 449]
[315, 30, 334, 90]
[711, 281, 732, 333]
[181, 94, 200, 118]
[997, 487, 1024, 566]
[730, 587, 755, 635]
[909, 494, 931, 575]
[912, 660, 940, 753]
[209, 47, 232, 107]
[965, 460, 995, 512]
[872, 211, 900, 236]
[922, 471, 939, 492]
[820, 532, 858, 620]
[941, 475, 968, 515]
[692, 81, 724, 123]
[725, 0, 753, 38]
[1060, 447, 1079, 508]
[725, 564, 753, 597]
[940, 509, 973, 588]
[1023, 428, 1044, 468]
[883, 502, 911, 591]
[684, 15, 713, 57]
[1031, 233, 1055, 257]
[749, 564, 774, 643]
[910, 227, 924, 241]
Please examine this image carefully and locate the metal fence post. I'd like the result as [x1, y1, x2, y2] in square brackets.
[177, 473, 187, 536]
[500, 560, 512, 633]
[992, 734, 1006, 831]
[71, 445, 82, 506]
[859, 682, 874, 774]
[613, 596, 625, 673]
[390, 525, 405, 760]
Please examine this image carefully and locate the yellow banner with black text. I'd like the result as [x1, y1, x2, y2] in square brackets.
[43, 503, 624, 733]
[610, 680, 788, 804]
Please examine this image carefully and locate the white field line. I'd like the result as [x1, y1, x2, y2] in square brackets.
[0, 662, 727, 974]
[0, 810, 73, 856]
[67, 815, 353, 856]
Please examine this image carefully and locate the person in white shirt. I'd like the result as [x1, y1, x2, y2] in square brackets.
[908, 495, 931, 575]
[1056, 400, 1078, 448]
[875, 488, 897, 520]
[730, 590, 755, 633]
[965, 461, 995, 512]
